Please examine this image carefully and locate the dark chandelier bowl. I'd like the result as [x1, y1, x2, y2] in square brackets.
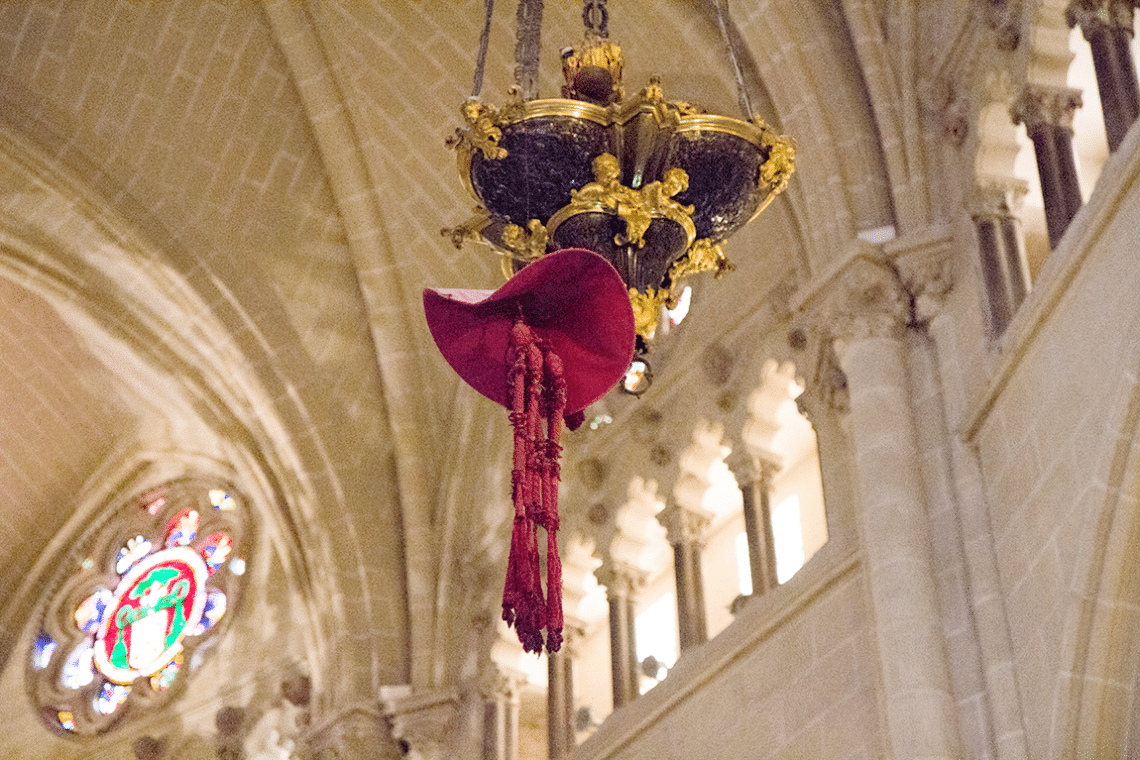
[461, 96, 781, 245]
[445, 44, 795, 346]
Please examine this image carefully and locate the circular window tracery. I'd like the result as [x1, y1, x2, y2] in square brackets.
[27, 479, 249, 737]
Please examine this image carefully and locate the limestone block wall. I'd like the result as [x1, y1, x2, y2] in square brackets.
[965, 125, 1140, 757]
[574, 540, 882, 759]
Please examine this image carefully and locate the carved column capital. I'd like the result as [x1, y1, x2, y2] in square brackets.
[478, 667, 524, 702]
[1066, 0, 1137, 38]
[970, 176, 1030, 218]
[379, 687, 459, 760]
[1011, 85, 1083, 133]
[723, 446, 780, 490]
[884, 226, 956, 324]
[656, 502, 714, 547]
[820, 253, 910, 348]
[594, 560, 646, 598]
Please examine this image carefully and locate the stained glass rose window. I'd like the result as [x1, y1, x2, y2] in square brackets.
[28, 479, 248, 737]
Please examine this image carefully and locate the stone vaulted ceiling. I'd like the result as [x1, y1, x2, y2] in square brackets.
[0, 1, 910, 746]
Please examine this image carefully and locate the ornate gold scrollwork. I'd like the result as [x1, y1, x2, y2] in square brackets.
[752, 117, 796, 212]
[501, 219, 548, 261]
[562, 37, 625, 103]
[441, 208, 493, 250]
[669, 238, 734, 284]
[447, 99, 508, 161]
[628, 287, 671, 339]
[566, 154, 696, 249]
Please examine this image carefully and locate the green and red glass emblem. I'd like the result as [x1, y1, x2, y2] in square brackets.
[93, 546, 208, 684]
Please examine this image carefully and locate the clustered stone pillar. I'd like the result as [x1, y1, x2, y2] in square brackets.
[1066, 0, 1140, 151]
[895, 235, 1032, 759]
[970, 179, 1031, 336]
[1011, 85, 1084, 248]
[820, 252, 962, 758]
[596, 562, 642, 709]
[725, 449, 780, 596]
[657, 502, 712, 650]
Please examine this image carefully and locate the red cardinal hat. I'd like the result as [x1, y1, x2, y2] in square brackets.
[423, 248, 636, 415]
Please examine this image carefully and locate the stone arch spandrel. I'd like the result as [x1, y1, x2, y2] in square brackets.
[734, 0, 896, 273]
[0, 115, 409, 722]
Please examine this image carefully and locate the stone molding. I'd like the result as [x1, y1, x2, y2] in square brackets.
[1065, 0, 1138, 38]
[1011, 84, 1084, 132]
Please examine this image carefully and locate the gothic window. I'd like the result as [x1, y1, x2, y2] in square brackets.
[27, 479, 249, 737]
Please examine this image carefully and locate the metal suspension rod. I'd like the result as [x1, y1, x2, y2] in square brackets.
[472, 0, 495, 96]
[583, 0, 608, 38]
[514, 0, 544, 100]
[713, 0, 754, 118]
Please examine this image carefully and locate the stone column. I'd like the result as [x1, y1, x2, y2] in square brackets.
[1011, 85, 1084, 248]
[656, 502, 713, 650]
[476, 670, 522, 760]
[547, 632, 574, 760]
[1067, 0, 1140, 151]
[547, 538, 597, 759]
[819, 251, 962, 758]
[595, 562, 642, 708]
[481, 677, 508, 760]
[970, 179, 1031, 336]
[724, 449, 780, 596]
[893, 238, 1031, 759]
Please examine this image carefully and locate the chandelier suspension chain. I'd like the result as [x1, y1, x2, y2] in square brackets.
[712, 0, 754, 118]
[583, 0, 609, 38]
[514, 0, 544, 100]
[472, 0, 495, 97]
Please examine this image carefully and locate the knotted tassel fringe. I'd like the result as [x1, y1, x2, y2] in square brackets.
[502, 318, 566, 654]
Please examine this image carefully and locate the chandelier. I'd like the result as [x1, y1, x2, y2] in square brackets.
[428, 0, 794, 655]
[444, 0, 795, 391]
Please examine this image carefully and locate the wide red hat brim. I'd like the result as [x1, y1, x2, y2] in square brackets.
[423, 248, 636, 415]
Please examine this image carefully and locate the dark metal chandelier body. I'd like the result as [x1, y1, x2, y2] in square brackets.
[446, 34, 795, 342]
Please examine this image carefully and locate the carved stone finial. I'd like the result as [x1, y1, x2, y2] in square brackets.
[1011, 85, 1084, 133]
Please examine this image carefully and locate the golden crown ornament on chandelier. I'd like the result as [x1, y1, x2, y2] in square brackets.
[430, 0, 794, 654]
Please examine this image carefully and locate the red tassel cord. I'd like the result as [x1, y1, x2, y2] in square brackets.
[539, 348, 566, 653]
[502, 320, 547, 653]
[501, 318, 568, 654]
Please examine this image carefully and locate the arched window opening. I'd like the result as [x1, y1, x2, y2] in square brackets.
[634, 593, 677, 694]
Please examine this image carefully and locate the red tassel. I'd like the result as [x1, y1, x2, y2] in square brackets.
[502, 320, 546, 653]
[501, 318, 571, 655]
